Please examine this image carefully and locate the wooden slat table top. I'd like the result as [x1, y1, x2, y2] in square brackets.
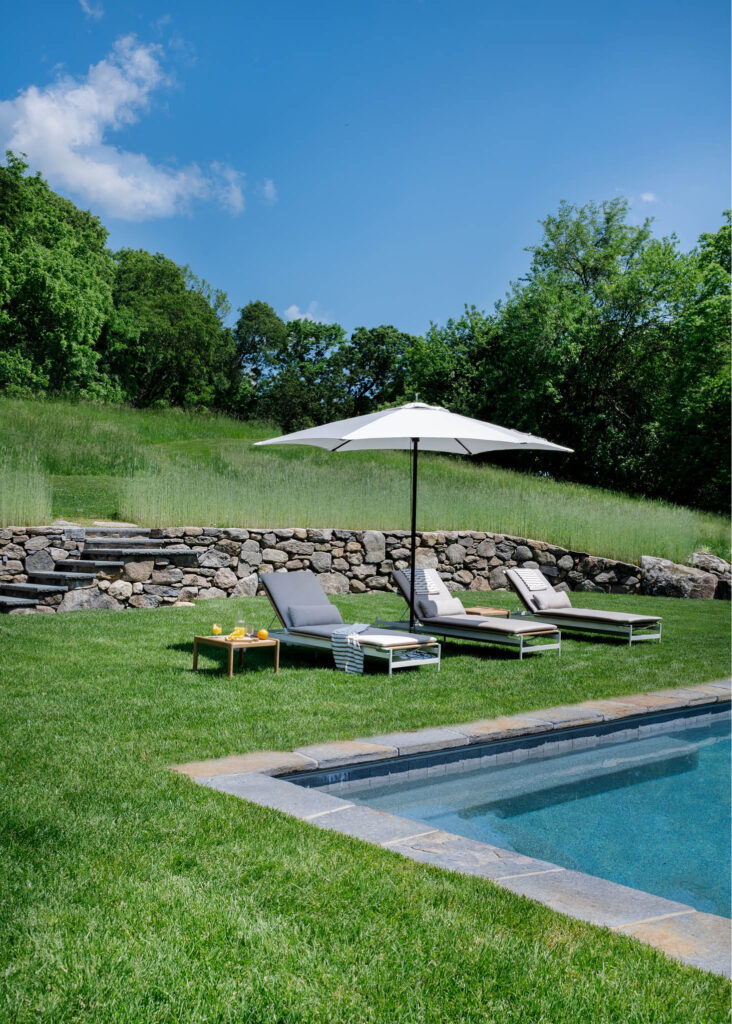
[195, 635, 279, 649]
[464, 606, 511, 618]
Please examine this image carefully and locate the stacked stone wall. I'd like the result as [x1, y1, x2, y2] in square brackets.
[1, 525, 728, 612]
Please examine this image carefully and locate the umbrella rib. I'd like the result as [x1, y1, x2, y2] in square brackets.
[331, 440, 350, 452]
[456, 439, 473, 456]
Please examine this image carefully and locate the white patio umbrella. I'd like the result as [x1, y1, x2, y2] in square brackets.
[255, 402, 572, 628]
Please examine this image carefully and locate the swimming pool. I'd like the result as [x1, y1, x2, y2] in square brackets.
[337, 711, 731, 918]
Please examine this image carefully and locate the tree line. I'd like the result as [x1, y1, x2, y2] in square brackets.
[0, 152, 729, 512]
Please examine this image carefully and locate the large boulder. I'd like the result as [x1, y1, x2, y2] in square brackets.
[58, 587, 122, 612]
[25, 549, 55, 573]
[231, 573, 258, 597]
[122, 560, 154, 583]
[690, 552, 731, 599]
[641, 556, 718, 600]
[362, 530, 385, 564]
[318, 572, 350, 594]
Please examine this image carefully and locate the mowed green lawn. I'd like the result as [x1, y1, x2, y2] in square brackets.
[1, 590, 730, 1023]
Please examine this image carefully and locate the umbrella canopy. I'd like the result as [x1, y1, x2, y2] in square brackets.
[256, 402, 572, 626]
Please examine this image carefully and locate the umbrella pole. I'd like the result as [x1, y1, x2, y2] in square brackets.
[409, 438, 418, 630]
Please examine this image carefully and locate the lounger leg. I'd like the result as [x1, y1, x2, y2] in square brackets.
[388, 650, 393, 676]
[519, 636, 524, 661]
[628, 626, 633, 647]
[558, 633, 561, 658]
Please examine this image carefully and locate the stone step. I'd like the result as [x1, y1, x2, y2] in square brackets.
[84, 537, 159, 548]
[29, 571, 96, 590]
[64, 559, 125, 573]
[0, 581, 68, 597]
[0, 595, 39, 611]
[78, 548, 198, 566]
[84, 527, 151, 538]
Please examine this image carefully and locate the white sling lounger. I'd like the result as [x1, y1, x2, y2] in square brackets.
[379, 569, 562, 660]
[506, 567, 662, 646]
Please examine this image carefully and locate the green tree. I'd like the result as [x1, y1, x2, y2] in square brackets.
[101, 249, 238, 409]
[0, 152, 117, 398]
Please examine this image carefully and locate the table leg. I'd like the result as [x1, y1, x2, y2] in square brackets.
[193, 639, 199, 672]
[274, 641, 279, 674]
[227, 646, 234, 678]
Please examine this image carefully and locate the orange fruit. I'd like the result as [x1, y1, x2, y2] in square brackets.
[257, 628, 269, 640]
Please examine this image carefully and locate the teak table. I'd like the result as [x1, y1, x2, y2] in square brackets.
[464, 606, 511, 618]
[193, 635, 280, 678]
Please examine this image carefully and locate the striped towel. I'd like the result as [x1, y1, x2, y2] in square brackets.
[403, 567, 442, 595]
[331, 623, 370, 674]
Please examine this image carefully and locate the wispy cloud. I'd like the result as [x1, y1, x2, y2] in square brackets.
[0, 35, 248, 221]
[258, 178, 277, 204]
[640, 192, 659, 203]
[283, 301, 329, 323]
[79, 0, 104, 20]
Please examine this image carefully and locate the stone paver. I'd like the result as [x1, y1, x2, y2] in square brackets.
[294, 740, 397, 768]
[453, 715, 554, 741]
[648, 687, 721, 706]
[358, 727, 469, 755]
[603, 692, 691, 713]
[614, 910, 732, 977]
[392, 830, 564, 880]
[172, 750, 316, 778]
[496, 868, 693, 929]
[199, 772, 353, 819]
[519, 705, 605, 730]
[312, 805, 439, 844]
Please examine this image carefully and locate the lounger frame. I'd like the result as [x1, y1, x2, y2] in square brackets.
[268, 628, 441, 675]
[511, 609, 663, 646]
[374, 617, 561, 660]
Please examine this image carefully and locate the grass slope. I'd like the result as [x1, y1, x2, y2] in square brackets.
[1, 590, 730, 1022]
[1, 397, 729, 565]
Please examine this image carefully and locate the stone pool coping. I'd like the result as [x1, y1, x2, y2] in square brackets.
[172, 679, 732, 977]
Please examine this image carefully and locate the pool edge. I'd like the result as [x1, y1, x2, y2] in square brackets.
[173, 679, 731, 977]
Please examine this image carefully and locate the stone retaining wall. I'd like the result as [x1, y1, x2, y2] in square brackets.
[1, 525, 728, 613]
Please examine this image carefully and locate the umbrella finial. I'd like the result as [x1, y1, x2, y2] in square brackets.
[414, 392, 419, 402]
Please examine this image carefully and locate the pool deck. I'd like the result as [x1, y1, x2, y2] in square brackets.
[173, 679, 732, 977]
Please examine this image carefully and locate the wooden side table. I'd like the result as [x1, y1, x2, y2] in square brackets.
[193, 635, 280, 678]
[464, 606, 511, 618]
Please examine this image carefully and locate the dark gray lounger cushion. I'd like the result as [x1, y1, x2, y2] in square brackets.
[532, 607, 660, 626]
[289, 603, 343, 627]
[263, 570, 334, 628]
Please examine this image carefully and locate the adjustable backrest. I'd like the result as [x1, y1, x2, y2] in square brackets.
[392, 568, 465, 618]
[506, 567, 552, 611]
[262, 570, 335, 629]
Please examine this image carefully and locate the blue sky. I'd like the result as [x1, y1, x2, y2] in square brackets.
[1, 0, 729, 334]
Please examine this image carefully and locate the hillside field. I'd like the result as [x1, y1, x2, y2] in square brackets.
[0, 398, 728, 566]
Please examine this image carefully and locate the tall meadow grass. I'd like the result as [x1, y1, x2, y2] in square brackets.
[1, 396, 728, 564]
[0, 462, 52, 527]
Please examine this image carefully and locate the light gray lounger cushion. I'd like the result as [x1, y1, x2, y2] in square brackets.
[263, 570, 335, 629]
[289, 624, 430, 647]
[289, 603, 343, 627]
[416, 594, 465, 619]
[533, 587, 571, 611]
[532, 607, 660, 626]
[418, 614, 557, 636]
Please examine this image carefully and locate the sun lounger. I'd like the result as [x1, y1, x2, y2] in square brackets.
[261, 570, 441, 675]
[506, 567, 662, 646]
[382, 569, 561, 659]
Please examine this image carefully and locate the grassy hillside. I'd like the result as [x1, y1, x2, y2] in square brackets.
[0, 397, 728, 565]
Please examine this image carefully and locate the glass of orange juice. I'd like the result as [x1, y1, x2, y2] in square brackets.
[212, 623, 222, 635]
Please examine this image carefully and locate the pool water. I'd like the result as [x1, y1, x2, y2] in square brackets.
[347, 716, 731, 917]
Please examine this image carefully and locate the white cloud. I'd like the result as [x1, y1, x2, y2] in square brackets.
[79, 0, 104, 19]
[0, 35, 246, 221]
[258, 178, 277, 204]
[640, 192, 659, 203]
[283, 301, 331, 323]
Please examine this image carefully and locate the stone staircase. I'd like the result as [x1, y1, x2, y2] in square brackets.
[0, 527, 196, 613]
